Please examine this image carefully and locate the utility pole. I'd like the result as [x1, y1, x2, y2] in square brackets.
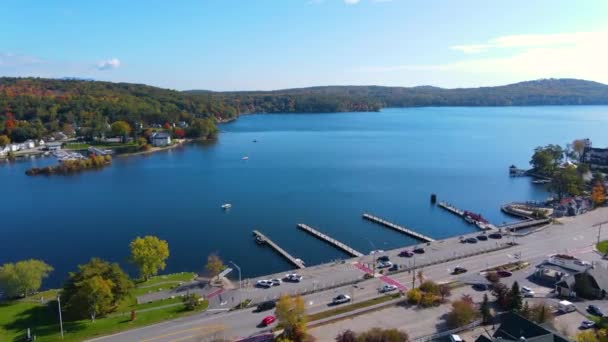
[593, 220, 608, 246]
[411, 257, 416, 289]
[57, 296, 64, 339]
[229, 261, 242, 309]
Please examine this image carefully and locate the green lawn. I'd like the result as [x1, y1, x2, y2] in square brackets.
[0, 273, 201, 342]
[597, 240, 608, 254]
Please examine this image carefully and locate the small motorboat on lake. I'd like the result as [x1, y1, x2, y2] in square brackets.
[221, 203, 232, 210]
[242, 156, 249, 160]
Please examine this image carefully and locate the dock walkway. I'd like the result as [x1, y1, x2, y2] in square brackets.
[297, 224, 363, 257]
[437, 202, 464, 217]
[252, 230, 305, 269]
[363, 213, 435, 242]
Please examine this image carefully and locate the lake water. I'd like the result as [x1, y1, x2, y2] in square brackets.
[2, 106, 608, 287]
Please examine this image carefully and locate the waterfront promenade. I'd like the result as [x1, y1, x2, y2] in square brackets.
[97, 207, 608, 342]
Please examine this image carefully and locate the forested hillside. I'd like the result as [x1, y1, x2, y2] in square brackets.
[0, 77, 238, 142]
[194, 78, 608, 114]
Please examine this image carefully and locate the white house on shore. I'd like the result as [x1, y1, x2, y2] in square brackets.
[150, 132, 172, 147]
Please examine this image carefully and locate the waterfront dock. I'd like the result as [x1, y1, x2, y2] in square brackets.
[297, 224, 363, 257]
[362, 213, 435, 242]
[437, 201, 464, 217]
[252, 230, 306, 269]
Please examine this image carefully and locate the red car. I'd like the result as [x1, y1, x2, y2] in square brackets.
[261, 315, 276, 326]
[497, 270, 512, 278]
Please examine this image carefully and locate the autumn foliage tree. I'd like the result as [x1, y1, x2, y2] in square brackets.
[446, 295, 479, 328]
[129, 236, 170, 281]
[0, 134, 10, 146]
[174, 128, 185, 139]
[592, 181, 606, 207]
[276, 295, 307, 342]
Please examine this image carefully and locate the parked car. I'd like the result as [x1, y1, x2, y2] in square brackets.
[271, 278, 282, 286]
[477, 234, 488, 241]
[256, 279, 273, 288]
[369, 250, 385, 255]
[379, 284, 398, 293]
[256, 301, 276, 312]
[261, 315, 276, 326]
[284, 273, 303, 282]
[388, 264, 398, 272]
[472, 283, 488, 291]
[465, 237, 478, 244]
[452, 266, 467, 275]
[496, 270, 512, 277]
[399, 250, 414, 257]
[377, 261, 393, 269]
[558, 300, 576, 313]
[581, 320, 596, 329]
[588, 305, 604, 317]
[332, 294, 351, 305]
[489, 233, 503, 239]
[376, 255, 390, 262]
[413, 247, 425, 254]
[521, 286, 535, 297]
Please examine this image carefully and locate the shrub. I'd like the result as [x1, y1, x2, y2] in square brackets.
[419, 280, 439, 295]
[446, 299, 479, 328]
[183, 293, 202, 310]
[406, 288, 422, 305]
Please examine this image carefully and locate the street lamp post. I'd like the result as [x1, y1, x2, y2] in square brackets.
[57, 296, 64, 339]
[229, 261, 242, 309]
[593, 220, 608, 246]
[366, 238, 376, 275]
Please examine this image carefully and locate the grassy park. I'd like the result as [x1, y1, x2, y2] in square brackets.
[0, 273, 203, 342]
[598, 240, 608, 254]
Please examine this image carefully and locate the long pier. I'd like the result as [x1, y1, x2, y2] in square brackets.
[362, 213, 435, 242]
[437, 201, 464, 217]
[297, 224, 363, 257]
[252, 230, 306, 269]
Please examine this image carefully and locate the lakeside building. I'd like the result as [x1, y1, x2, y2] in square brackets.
[150, 132, 172, 147]
[46, 142, 63, 151]
[555, 262, 608, 299]
[582, 146, 608, 170]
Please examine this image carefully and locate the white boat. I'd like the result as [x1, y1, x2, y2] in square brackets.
[242, 156, 249, 160]
[221, 203, 232, 210]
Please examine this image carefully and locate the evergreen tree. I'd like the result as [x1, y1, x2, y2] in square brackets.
[508, 281, 523, 312]
[480, 293, 492, 324]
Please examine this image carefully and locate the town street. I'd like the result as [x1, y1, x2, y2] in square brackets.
[88, 207, 608, 342]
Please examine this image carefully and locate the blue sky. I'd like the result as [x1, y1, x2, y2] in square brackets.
[1, 0, 607, 90]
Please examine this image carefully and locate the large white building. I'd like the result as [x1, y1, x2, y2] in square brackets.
[150, 132, 172, 147]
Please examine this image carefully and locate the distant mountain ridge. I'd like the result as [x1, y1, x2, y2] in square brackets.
[186, 78, 608, 114]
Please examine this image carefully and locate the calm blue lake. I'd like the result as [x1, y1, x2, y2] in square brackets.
[2, 106, 608, 287]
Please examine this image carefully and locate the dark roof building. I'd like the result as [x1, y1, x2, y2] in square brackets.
[475, 313, 571, 342]
[556, 263, 608, 299]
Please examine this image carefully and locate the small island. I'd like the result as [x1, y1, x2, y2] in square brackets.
[26, 155, 112, 176]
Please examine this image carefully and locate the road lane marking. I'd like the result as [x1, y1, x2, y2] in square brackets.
[167, 326, 225, 342]
[140, 325, 224, 342]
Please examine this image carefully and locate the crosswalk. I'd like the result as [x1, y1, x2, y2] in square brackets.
[352, 262, 408, 291]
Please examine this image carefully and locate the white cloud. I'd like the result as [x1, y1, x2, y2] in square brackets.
[0, 52, 45, 67]
[450, 31, 606, 54]
[96, 58, 121, 70]
[344, 0, 360, 4]
[356, 30, 608, 86]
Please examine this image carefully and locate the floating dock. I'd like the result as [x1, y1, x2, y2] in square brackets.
[362, 213, 435, 242]
[297, 224, 363, 257]
[252, 230, 306, 269]
[437, 201, 464, 217]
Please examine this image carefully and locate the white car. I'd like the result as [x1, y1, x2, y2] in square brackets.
[379, 284, 398, 293]
[377, 261, 393, 269]
[271, 278, 282, 286]
[284, 273, 303, 282]
[369, 250, 385, 255]
[521, 286, 535, 297]
[256, 280, 273, 288]
[332, 294, 351, 304]
[581, 320, 595, 329]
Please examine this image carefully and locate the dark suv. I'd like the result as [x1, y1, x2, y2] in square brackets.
[256, 300, 276, 312]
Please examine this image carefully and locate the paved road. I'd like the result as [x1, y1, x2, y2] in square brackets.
[88, 207, 608, 342]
